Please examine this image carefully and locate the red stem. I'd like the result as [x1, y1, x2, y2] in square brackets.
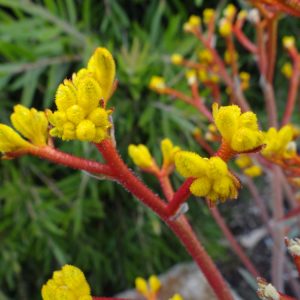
[214, 140, 237, 162]
[266, 16, 279, 83]
[210, 207, 260, 278]
[96, 139, 234, 300]
[23, 146, 114, 177]
[165, 178, 194, 216]
[282, 55, 300, 125]
[233, 27, 257, 54]
[158, 174, 174, 202]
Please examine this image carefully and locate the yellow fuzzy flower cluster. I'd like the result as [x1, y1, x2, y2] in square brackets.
[203, 8, 215, 25]
[213, 103, 264, 152]
[282, 36, 295, 50]
[161, 138, 181, 168]
[240, 72, 251, 91]
[0, 105, 48, 153]
[218, 4, 237, 37]
[235, 154, 262, 178]
[149, 76, 166, 93]
[281, 62, 293, 78]
[262, 125, 296, 159]
[183, 15, 201, 32]
[128, 144, 154, 169]
[42, 265, 92, 300]
[175, 151, 239, 202]
[135, 275, 161, 299]
[48, 47, 115, 143]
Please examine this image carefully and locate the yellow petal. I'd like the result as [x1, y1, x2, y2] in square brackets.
[161, 138, 180, 166]
[235, 154, 252, 169]
[231, 128, 264, 152]
[10, 105, 48, 146]
[76, 120, 96, 142]
[55, 80, 77, 111]
[244, 165, 262, 177]
[206, 157, 228, 179]
[128, 144, 153, 169]
[135, 277, 148, 295]
[0, 124, 31, 152]
[213, 103, 240, 142]
[88, 107, 111, 127]
[149, 275, 161, 293]
[189, 177, 211, 197]
[175, 151, 208, 178]
[239, 112, 258, 130]
[66, 105, 85, 124]
[77, 76, 103, 114]
[87, 47, 116, 102]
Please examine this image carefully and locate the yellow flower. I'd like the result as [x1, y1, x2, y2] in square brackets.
[171, 54, 183, 65]
[161, 138, 180, 168]
[49, 47, 115, 143]
[149, 275, 161, 293]
[0, 124, 31, 153]
[235, 154, 252, 169]
[135, 277, 148, 296]
[224, 4, 237, 19]
[219, 18, 232, 37]
[198, 69, 209, 82]
[224, 50, 238, 64]
[203, 8, 215, 24]
[86, 47, 116, 102]
[41, 265, 92, 300]
[198, 49, 213, 64]
[11, 105, 48, 146]
[149, 76, 166, 92]
[175, 151, 239, 203]
[262, 125, 296, 159]
[281, 62, 293, 78]
[283, 36, 295, 49]
[135, 275, 161, 298]
[185, 70, 197, 85]
[170, 294, 184, 300]
[240, 72, 250, 90]
[213, 103, 264, 152]
[183, 15, 201, 32]
[128, 144, 154, 169]
[244, 165, 262, 177]
[237, 10, 248, 20]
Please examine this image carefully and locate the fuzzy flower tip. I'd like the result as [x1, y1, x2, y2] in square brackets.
[135, 275, 161, 298]
[0, 124, 31, 153]
[175, 151, 240, 203]
[169, 294, 184, 300]
[203, 8, 215, 24]
[161, 138, 180, 167]
[11, 104, 48, 146]
[41, 265, 92, 300]
[149, 76, 166, 92]
[128, 144, 153, 169]
[48, 47, 115, 143]
[0, 104, 49, 153]
[213, 103, 264, 152]
[281, 62, 293, 78]
[262, 125, 296, 159]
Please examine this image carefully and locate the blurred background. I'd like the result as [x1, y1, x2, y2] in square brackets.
[0, 1, 299, 299]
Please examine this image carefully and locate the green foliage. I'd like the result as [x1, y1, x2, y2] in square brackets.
[0, 1, 225, 299]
